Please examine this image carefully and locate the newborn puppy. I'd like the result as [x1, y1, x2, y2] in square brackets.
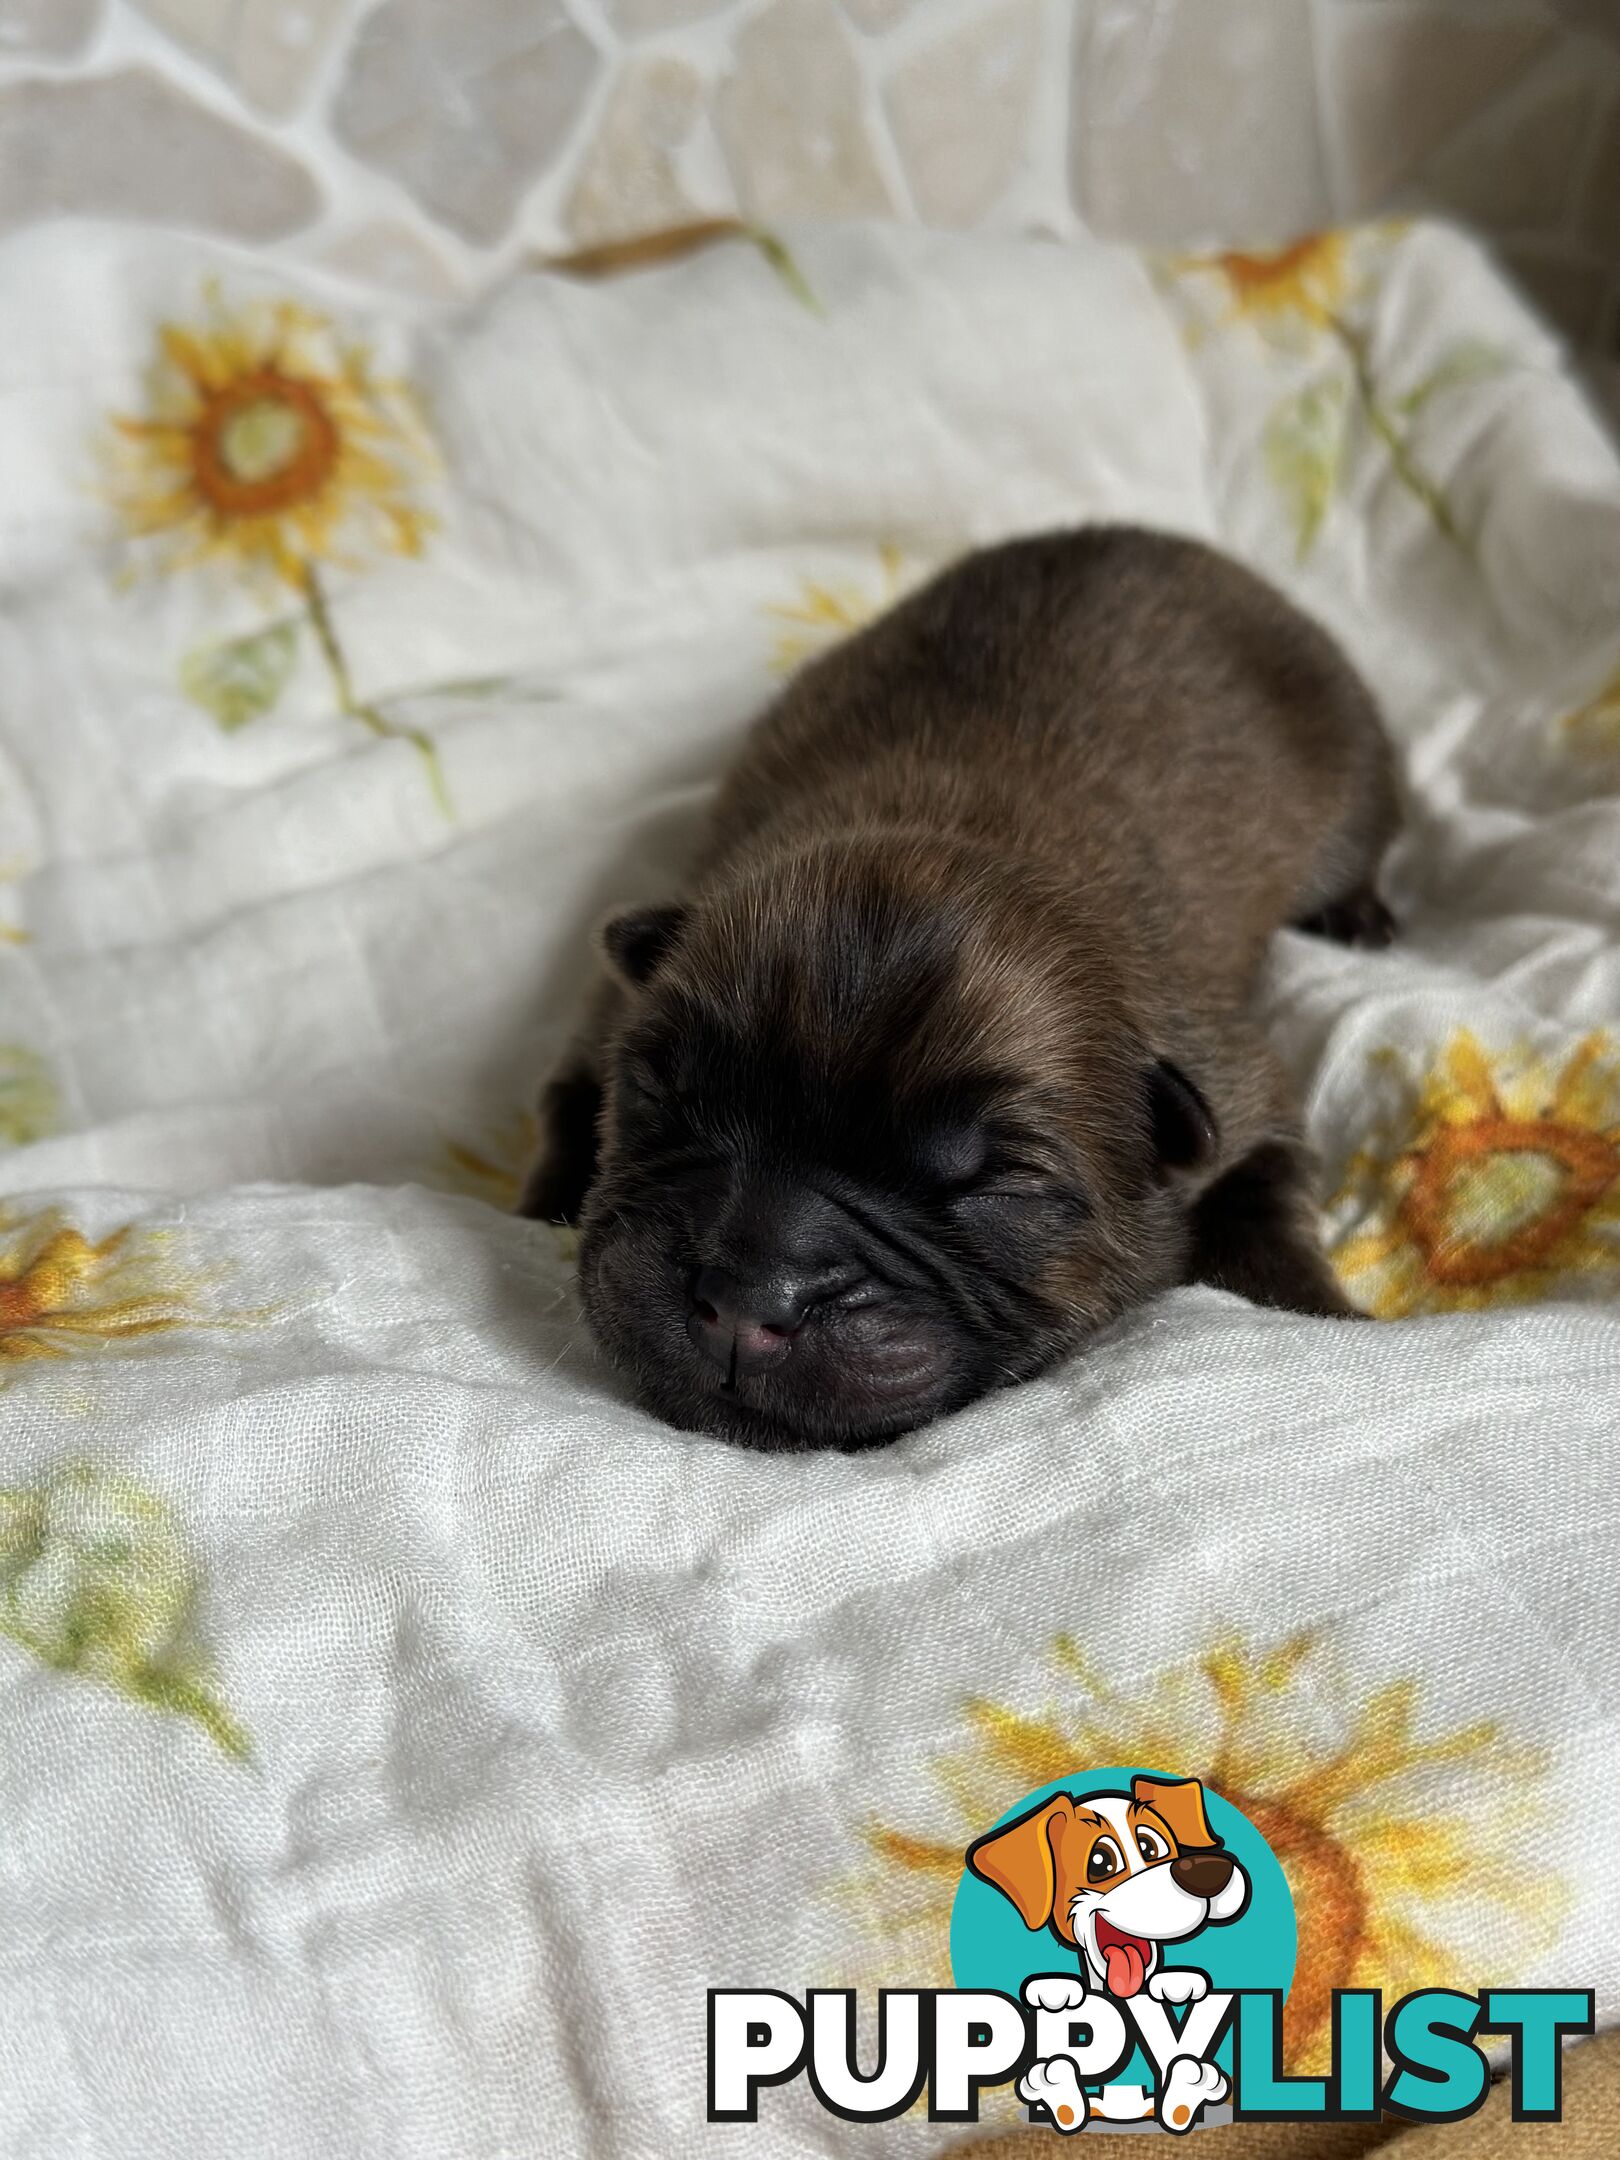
[521, 527, 1397, 1450]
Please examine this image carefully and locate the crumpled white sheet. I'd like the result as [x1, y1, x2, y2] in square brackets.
[0, 218, 1617, 2158]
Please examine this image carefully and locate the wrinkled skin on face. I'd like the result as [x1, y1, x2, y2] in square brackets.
[572, 864, 1209, 1451]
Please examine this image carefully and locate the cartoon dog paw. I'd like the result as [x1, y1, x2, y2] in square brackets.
[1158, 2055, 1228, 2134]
[1023, 1973, 1089, 2013]
[1148, 1967, 1209, 2006]
[1019, 2056, 1090, 2134]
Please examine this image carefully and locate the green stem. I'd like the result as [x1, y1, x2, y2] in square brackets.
[1328, 316, 1472, 558]
[743, 226, 824, 316]
[301, 567, 453, 818]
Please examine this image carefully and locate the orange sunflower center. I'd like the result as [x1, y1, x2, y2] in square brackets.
[1401, 1118, 1620, 1285]
[190, 369, 339, 520]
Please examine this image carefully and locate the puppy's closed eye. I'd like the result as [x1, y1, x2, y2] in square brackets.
[950, 1176, 1092, 1259]
[910, 1121, 991, 1190]
[907, 1121, 1087, 1222]
[953, 1168, 1091, 1218]
[902, 1073, 1024, 1192]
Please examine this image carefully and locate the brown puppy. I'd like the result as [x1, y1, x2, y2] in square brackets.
[520, 527, 1397, 1449]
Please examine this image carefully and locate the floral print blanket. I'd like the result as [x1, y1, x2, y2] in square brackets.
[0, 218, 1617, 2157]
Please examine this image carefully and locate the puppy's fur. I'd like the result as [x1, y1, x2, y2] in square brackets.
[521, 528, 1397, 1449]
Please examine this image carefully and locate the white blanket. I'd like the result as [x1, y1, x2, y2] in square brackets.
[0, 217, 1617, 2157]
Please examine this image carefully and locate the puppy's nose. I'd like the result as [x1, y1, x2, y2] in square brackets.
[687, 1266, 807, 1375]
[1170, 1851, 1235, 1899]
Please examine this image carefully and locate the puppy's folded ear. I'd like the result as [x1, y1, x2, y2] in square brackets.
[599, 903, 687, 987]
[966, 1794, 1076, 1933]
[1132, 1774, 1218, 1851]
[1147, 1058, 1219, 1176]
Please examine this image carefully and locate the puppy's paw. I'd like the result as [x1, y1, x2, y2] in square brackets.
[1024, 1972, 1089, 2013]
[1148, 1967, 1208, 2006]
[1018, 2056, 1089, 2133]
[1158, 2055, 1228, 2134]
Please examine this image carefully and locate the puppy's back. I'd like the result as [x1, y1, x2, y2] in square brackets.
[710, 527, 1396, 990]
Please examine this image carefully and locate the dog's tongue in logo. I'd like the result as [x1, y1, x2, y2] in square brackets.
[1095, 1918, 1150, 1998]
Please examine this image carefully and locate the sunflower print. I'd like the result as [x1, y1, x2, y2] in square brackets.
[0, 1460, 247, 1758]
[111, 286, 433, 587]
[1331, 1029, 1620, 1317]
[1169, 228, 1500, 560]
[109, 285, 449, 812]
[1204, 231, 1351, 335]
[0, 1207, 208, 1365]
[765, 543, 910, 672]
[843, 1629, 1559, 2078]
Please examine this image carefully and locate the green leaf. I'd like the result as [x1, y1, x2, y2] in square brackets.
[1394, 339, 1508, 417]
[0, 1462, 249, 1760]
[179, 620, 300, 733]
[1263, 375, 1351, 561]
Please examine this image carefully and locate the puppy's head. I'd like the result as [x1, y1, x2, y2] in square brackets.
[577, 839, 1216, 1449]
[966, 1775, 1249, 1997]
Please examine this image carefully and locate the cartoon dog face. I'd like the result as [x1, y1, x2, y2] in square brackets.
[966, 1775, 1250, 1998]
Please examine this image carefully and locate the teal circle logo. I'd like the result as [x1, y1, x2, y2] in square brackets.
[949, 1767, 1294, 2090]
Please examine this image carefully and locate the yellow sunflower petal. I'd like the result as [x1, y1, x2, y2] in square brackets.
[1440, 1029, 1501, 1117]
[1549, 1032, 1615, 1123]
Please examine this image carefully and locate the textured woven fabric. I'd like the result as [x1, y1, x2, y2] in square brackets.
[0, 220, 1616, 2156]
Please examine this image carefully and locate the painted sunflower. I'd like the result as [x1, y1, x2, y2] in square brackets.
[1169, 223, 1476, 558]
[0, 1209, 201, 1363]
[110, 287, 435, 591]
[107, 286, 452, 810]
[1183, 231, 1350, 334]
[845, 1630, 1558, 2077]
[1332, 1029, 1620, 1317]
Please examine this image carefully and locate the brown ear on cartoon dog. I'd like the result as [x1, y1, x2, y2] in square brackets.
[966, 1795, 1079, 1936]
[1132, 1774, 1220, 1851]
